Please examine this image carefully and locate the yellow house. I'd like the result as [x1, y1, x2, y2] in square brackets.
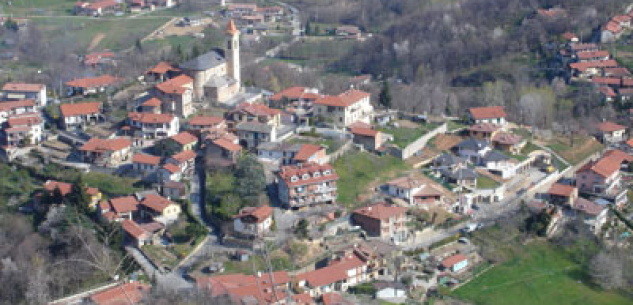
[87, 187, 102, 209]
[139, 194, 182, 224]
[168, 131, 199, 151]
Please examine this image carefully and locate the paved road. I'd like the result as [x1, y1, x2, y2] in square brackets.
[126, 246, 192, 290]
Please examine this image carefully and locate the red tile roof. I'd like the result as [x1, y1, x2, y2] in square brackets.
[353, 202, 408, 221]
[0, 99, 35, 112]
[468, 122, 500, 133]
[548, 183, 576, 197]
[278, 163, 339, 187]
[613, 15, 632, 23]
[562, 32, 577, 41]
[7, 113, 41, 127]
[196, 272, 290, 304]
[599, 86, 617, 98]
[569, 60, 619, 72]
[65, 75, 120, 88]
[294, 144, 324, 161]
[577, 50, 610, 60]
[140, 97, 161, 108]
[441, 254, 468, 269]
[605, 21, 623, 33]
[314, 89, 370, 107]
[169, 131, 197, 146]
[298, 254, 365, 288]
[234, 205, 273, 223]
[146, 61, 180, 75]
[189, 116, 224, 127]
[598, 121, 626, 132]
[226, 19, 239, 35]
[2, 82, 44, 92]
[592, 77, 621, 86]
[60, 102, 102, 117]
[80, 138, 131, 152]
[140, 194, 174, 213]
[109, 196, 139, 214]
[234, 102, 281, 117]
[84, 51, 115, 65]
[577, 156, 621, 178]
[573, 198, 605, 216]
[170, 149, 196, 163]
[155, 74, 193, 95]
[626, 138, 633, 148]
[351, 127, 379, 137]
[492, 131, 522, 145]
[468, 106, 506, 120]
[90, 282, 149, 305]
[44, 180, 73, 196]
[213, 138, 242, 152]
[162, 163, 181, 174]
[604, 67, 631, 77]
[270, 86, 319, 101]
[128, 112, 175, 124]
[603, 149, 633, 164]
[132, 153, 161, 165]
[122, 219, 147, 239]
[322, 293, 345, 305]
[292, 293, 315, 304]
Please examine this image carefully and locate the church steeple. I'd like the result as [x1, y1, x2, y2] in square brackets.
[225, 19, 240, 85]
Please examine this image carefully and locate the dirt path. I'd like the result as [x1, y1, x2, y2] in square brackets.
[88, 33, 105, 51]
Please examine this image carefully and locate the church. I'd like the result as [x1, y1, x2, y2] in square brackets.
[144, 20, 243, 118]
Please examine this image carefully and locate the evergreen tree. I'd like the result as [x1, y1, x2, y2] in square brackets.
[66, 177, 91, 214]
[52, 187, 64, 205]
[379, 81, 392, 109]
[191, 45, 201, 59]
[175, 44, 184, 61]
[135, 39, 143, 53]
[305, 20, 311, 35]
[234, 155, 266, 205]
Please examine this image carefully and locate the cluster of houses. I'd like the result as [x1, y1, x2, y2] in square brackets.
[74, 0, 178, 17]
[0, 83, 47, 149]
[225, 3, 286, 26]
[601, 10, 633, 43]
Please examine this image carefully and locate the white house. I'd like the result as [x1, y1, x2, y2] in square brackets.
[0, 100, 36, 124]
[158, 163, 183, 182]
[313, 89, 374, 127]
[3, 113, 43, 146]
[132, 153, 161, 175]
[127, 112, 179, 139]
[232, 205, 274, 237]
[455, 138, 492, 164]
[468, 106, 507, 126]
[60, 102, 103, 129]
[1, 82, 47, 107]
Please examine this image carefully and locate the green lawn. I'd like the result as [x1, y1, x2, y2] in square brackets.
[332, 151, 410, 207]
[452, 242, 632, 305]
[222, 255, 292, 275]
[378, 123, 439, 149]
[84, 172, 142, 196]
[545, 136, 604, 165]
[476, 176, 498, 189]
[288, 136, 345, 154]
[1, 0, 76, 15]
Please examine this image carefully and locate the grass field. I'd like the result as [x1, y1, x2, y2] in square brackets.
[33, 17, 170, 51]
[1, 0, 76, 15]
[544, 135, 604, 165]
[452, 242, 632, 305]
[332, 151, 410, 207]
[378, 122, 439, 149]
[476, 176, 498, 189]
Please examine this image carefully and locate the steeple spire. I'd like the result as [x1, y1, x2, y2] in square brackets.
[226, 19, 238, 35]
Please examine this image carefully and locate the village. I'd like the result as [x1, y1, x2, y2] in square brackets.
[0, 1, 632, 305]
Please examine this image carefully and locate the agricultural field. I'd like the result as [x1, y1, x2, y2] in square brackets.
[542, 135, 604, 165]
[452, 242, 632, 305]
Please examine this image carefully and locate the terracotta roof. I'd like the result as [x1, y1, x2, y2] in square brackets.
[132, 153, 161, 165]
[90, 282, 149, 305]
[414, 185, 444, 197]
[294, 144, 324, 161]
[569, 43, 599, 52]
[140, 193, 174, 213]
[548, 183, 576, 197]
[314, 89, 370, 107]
[270, 86, 319, 101]
[162, 163, 181, 174]
[0, 99, 35, 112]
[468, 122, 500, 133]
[84, 51, 115, 65]
[141, 97, 161, 108]
[322, 293, 345, 305]
[146, 61, 180, 75]
[189, 116, 224, 127]
[298, 254, 365, 288]
[60, 102, 102, 117]
[65, 75, 120, 88]
[604, 67, 631, 77]
[626, 139, 633, 148]
[573, 198, 605, 216]
[492, 131, 522, 145]
[7, 113, 41, 127]
[86, 187, 99, 196]
[468, 106, 506, 120]
[44, 180, 72, 196]
[577, 156, 620, 178]
[170, 149, 196, 163]
[196, 272, 290, 304]
[613, 15, 632, 23]
[80, 138, 131, 153]
[562, 32, 577, 41]
[226, 19, 239, 35]
[348, 121, 372, 129]
[605, 21, 623, 33]
[387, 177, 422, 190]
[278, 163, 339, 187]
[570, 60, 618, 72]
[2, 82, 44, 92]
[234, 102, 281, 117]
[441, 254, 468, 269]
[353, 202, 408, 221]
[598, 121, 626, 132]
[213, 138, 242, 152]
[128, 112, 175, 124]
[577, 50, 610, 60]
[121, 219, 147, 239]
[170, 131, 198, 146]
[599, 86, 617, 98]
[233, 205, 273, 223]
[109, 196, 139, 214]
[292, 293, 315, 304]
[603, 149, 633, 164]
[592, 77, 621, 86]
[155, 74, 193, 95]
[351, 127, 379, 137]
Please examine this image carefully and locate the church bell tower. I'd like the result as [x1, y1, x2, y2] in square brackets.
[225, 19, 241, 86]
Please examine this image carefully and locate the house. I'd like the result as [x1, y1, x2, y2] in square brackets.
[145, 61, 181, 83]
[232, 205, 274, 237]
[597, 121, 626, 144]
[603, 149, 633, 169]
[468, 123, 499, 140]
[350, 127, 383, 151]
[441, 254, 468, 272]
[1, 82, 47, 107]
[161, 181, 187, 200]
[2, 113, 43, 146]
[492, 131, 524, 154]
[99, 196, 139, 222]
[575, 155, 621, 196]
[313, 89, 374, 127]
[88, 282, 149, 305]
[158, 163, 183, 182]
[256, 141, 302, 165]
[127, 112, 179, 139]
[65, 75, 120, 96]
[439, 167, 478, 188]
[270, 86, 319, 119]
[60, 102, 103, 129]
[132, 153, 161, 175]
[79, 137, 132, 167]
[152, 74, 195, 118]
[188, 116, 226, 132]
[226, 102, 282, 127]
[292, 293, 316, 305]
[167, 131, 198, 151]
[205, 138, 242, 168]
[138, 97, 162, 114]
[42, 179, 101, 208]
[599, 86, 618, 102]
[0, 100, 36, 124]
[294, 143, 327, 165]
[352, 202, 408, 243]
[569, 60, 619, 79]
[468, 106, 507, 126]
[165, 149, 196, 177]
[138, 193, 181, 224]
[547, 183, 578, 206]
[481, 150, 517, 179]
[385, 177, 443, 205]
[277, 163, 339, 209]
[336, 25, 361, 39]
[196, 272, 291, 305]
[83, 51, 116, 67]
[295, 250, 368, 297]
[454, 137, 491, 164]
[575, 50, 610, 62]
[226, 3, 258, 17]
[74, 0, 121, 16]
[236, 121, 278, 149]
[121, 219, 165, 248]
[573, 197, 608, 234]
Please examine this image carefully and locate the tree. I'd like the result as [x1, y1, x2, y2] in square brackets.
[305, 20, 312, 35]
[154, 139, 181, 157]
[175, 44, 185, 61]
[234, 155, 266, 205]
[294, 219, 309, 239]
[191, 45, 201, 59]
[135, 39, 143, 54]
[379, 81, 392, 109]
[66, 178, 91, 215]
[589, 251, 624, 290]
[3, 18, 18, 32]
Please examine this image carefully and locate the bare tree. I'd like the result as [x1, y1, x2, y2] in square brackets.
[589, 251, 625, 290]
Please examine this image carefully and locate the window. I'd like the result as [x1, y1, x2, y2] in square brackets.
[291, 176, 298, 182]
[323, 170, 331, 175]
[313, 171, 321, 178]
[302, 174, 310, 180]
